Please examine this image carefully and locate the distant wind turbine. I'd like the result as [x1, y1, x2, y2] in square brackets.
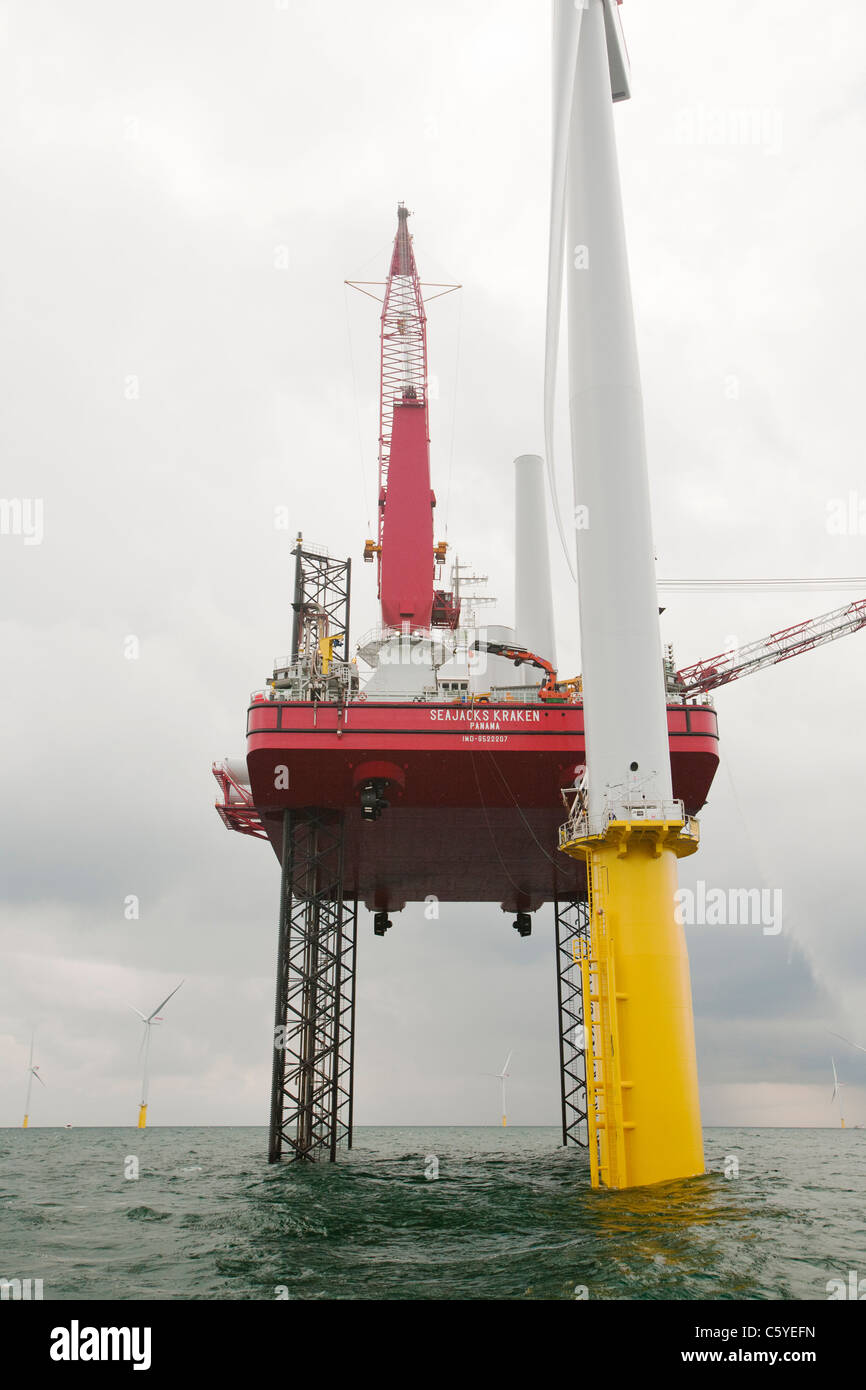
[483, 1051, 512, 1127]
[22, 1031, 45, 1129]
[831, 1057, 846, 1130]
[130, 981, 184, 1129]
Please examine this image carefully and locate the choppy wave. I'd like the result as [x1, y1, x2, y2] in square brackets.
[0, 1125, 861, 1300]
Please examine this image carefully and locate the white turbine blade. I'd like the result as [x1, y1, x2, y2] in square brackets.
[32, 1068, 46, 1087]
[543, 0, 584, 583]
[28, 1029, 35, 1070]
[147, 979, 184, 1023]
[502, 1050, 513, 1076]
[829, 1029, 866, 1054]
[128, 1005, 147, 1022]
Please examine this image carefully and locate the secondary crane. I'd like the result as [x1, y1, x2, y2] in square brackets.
[475, 598, 866, 707]
[470, 639, 577, 702]
[672, 598, 866, 697]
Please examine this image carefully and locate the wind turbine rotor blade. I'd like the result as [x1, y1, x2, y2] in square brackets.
[544, 0, 585, 582]
[502, 1050, 513, 1076]
[829, 1029, 866, 1054]
[128, 1005, 147, 1021]
[147, 979, 184, 1023]
[32, 1069, 46, 1087]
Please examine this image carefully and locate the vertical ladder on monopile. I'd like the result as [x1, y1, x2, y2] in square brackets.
[581, 852, 627, 1190]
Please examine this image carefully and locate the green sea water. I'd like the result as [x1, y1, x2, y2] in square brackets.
[1, 1126, 863, 1300]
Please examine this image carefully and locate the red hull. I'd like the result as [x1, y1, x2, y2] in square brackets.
[244, 699, 719, 913]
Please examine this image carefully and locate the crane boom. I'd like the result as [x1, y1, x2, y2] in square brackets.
[373, 204, 435, 630]
[378, 203, 428, 536]
[353, 205, 462, 632]
[472, 639, 556, 686]
[673, 598, 866, 696]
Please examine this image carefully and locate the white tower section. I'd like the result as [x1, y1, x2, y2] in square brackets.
[514, 455, 556, 681]
[564, 0, 672, 818]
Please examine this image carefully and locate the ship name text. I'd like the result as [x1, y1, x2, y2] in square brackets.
[429, 709, 541, 723]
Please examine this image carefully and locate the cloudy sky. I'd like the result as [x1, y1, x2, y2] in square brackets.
[2, 0, 865, 1133]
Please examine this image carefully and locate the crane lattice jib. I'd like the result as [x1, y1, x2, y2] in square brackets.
[378, 204, 428, 569]
[674, 598, 866, 695]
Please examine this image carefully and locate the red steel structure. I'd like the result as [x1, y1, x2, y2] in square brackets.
[240, 695, 719, 913]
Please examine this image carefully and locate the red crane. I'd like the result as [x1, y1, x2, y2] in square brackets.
[351, 204, 459, 630]
[672, 598, 866, 696]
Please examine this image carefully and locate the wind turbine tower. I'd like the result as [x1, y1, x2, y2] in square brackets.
[130, 982, 184, 1130]
[831, 1058, 846, 1130]
[22, 1031, 45, 1128]
[554, 0, 704, 1188]
[495, 1051, 513, 1127]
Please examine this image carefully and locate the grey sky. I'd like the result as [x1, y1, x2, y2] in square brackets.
[1, 0, 865, 1130]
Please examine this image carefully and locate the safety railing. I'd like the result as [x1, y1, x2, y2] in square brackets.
[559, 782, 699, 849]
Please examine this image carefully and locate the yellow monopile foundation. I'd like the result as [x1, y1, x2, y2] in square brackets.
[562, 815, 704, 1189]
